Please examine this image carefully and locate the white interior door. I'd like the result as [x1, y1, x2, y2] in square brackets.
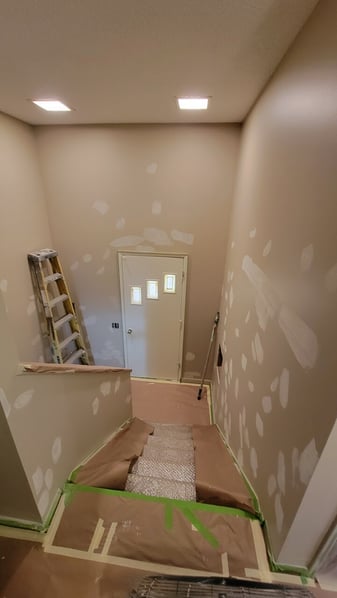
[119, 253, 187, 380]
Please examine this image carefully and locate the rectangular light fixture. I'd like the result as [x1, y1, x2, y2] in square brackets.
[32, 99, 71, 112]
[177, 97, 208, 110]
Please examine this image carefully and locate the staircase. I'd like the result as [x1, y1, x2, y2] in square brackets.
[125, 423, 196, 501]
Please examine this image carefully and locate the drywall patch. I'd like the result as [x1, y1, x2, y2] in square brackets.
[92, 397, 99, 416]
[144, 228, 172, 246]
[279, 368, 290, 408]
[299, 439, 319, 486]
[239, 413, 243, 448]
[325, 262, 337, 293]
[277, 452, 286, 495]
[245, 311, 251, 324]
[70, 261, 79, 271]
[244, 428, 250, 449]
[249, 228, 257, 239]
[262, 395, 272, 414]
[254, 333, 264, 365]
[92, 200, 109, 215]
[84, 315, 97, 327]
[270, 377, 279, 392]
[268, 475, 277, 497]
[114, 377, 121, 393]
[51, 437, 62, 464]
[250, 447, 258, 478]
[96, 266, 105, 275]
[300, 244, 314, 272]
[185, 352, 195, 362]
[45, 469, 53, 490]
[37, 489, 50, 518]
[14, 389, 34, 409]
[152, 201, 162, 215]
[126, 394, 132, 404]
[275, 493, 284, 533]
[248, 381, 254, 392]
[256, 413, 264, 437]
[83, 254, 93, 263]
[100, 381, 111, 396]
[171, 229, 194, 245]
[241, 354, 247, 371]
[146, 162, 158, 174]
[263, 240, 272, 257]
[111, 236, 144, 248]
[229, 286, 234, 308]
[0, 388, 11, 418]
[0, 279, 8, 293]
[32, 467, 43, 495]
[116, 217, 126, 230]
[278, 305, 318, 369]
[235, 378, 239, 400]
[231, 241, 235, 249]
[27, 299, 36, 316]
[235, 328, 240, 337]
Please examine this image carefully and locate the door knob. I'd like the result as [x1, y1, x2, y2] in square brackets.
[127, 328, 133, 334]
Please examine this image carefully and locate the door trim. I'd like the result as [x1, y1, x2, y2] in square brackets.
[118, 251, 188, 380]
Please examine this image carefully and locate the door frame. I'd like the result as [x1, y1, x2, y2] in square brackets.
[118, 251, 188, 380]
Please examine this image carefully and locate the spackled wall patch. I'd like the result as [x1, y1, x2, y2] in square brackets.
[211, 1, 337, 565]
[35, 124, 241, 376]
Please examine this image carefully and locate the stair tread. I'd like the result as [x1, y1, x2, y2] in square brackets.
[132, 457, 195, 483]
[125, 474, 196, 501]
[147, 435, 194, 451]
[142, 445, 194, 465]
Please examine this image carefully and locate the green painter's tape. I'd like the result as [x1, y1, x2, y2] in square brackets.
[0, 518, 45, 532]
[262, 521, 312, 580]
[180, 505, 219, 549]
[164, 503, 174, 530]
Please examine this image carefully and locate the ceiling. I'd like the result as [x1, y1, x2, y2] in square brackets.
[0, 0, 318, 126]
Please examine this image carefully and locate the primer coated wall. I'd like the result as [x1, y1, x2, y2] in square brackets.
[35, 125, 240, 378]
[212, 0, 337, 561]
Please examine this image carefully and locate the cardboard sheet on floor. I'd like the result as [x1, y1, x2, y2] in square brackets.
[73, 418, 154, 489]
[192, 424, 255, 514]
[53, 485, 258, 577]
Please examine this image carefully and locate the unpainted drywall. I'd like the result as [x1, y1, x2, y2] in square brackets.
[34, 124, 240, 378]
[212, 0, 337, 562]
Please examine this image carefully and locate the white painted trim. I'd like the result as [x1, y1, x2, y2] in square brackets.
[278, 418, 337, 568]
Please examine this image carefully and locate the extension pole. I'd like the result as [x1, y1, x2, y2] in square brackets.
[197, 311, 220, 400]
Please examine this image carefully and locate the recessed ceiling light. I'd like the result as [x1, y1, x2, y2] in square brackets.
[32, 99, 72, 112]
[177, 97, 208, 110]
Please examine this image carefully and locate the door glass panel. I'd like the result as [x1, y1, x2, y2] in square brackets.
[131, 286, 142, 305]
[147, 280, 159, 300]
[164, 274, 176, 294]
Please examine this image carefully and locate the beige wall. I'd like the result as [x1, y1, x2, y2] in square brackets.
[212, 0, 337, 562]
[35, 124, 240, 378]
[0, 112, 54, 362]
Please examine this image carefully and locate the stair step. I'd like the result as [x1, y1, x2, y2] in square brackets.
[152, 428, 192, 440]
[151, 423, 192, 433]
[132, 457, 195, 483]
[125, 474, 196, 501]
[142, 445, 194, 465]
[147, 435, 194, 451]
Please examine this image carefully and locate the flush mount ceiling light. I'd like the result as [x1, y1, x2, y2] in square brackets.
[177, 97, 208, 110]
[32, 99, 72, 112]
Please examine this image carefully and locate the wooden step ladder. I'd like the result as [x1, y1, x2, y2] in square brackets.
[27, 248, 89, 365]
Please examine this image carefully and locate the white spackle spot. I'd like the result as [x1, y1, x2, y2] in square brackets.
[242, 256, 280, 331]
[32, 467, 43, 495]
[231, 241, 235, 249]
[83, 254, 93, 263]
[245, 311, 251, 324]
[27, 300, 36, 316]
[262, 396, 272, 414]
[239, 413, 243, 448]
[146, 162, 158, 174]
[100, 381, 111, 396]
[126, 394, 132, 404]
[237, 448, 243, 468]
[250, 447, 258, 478]
[96, 266, 105, 275]
[279, 368, 290, 408]
[45, 469, 53, 490]
[278, 305, 318, 369]
[229, 286, 234, 308]
[242, 407, 246, 427]
[51, 437, 62, 464]
[171, 229, 194, 245]
[152, 201, 162, 215]
[248, 381, 255, 392]
[268, 475, 277, 497]
[92, 200, 109, 215]
[84, 315, 97, 327]
[251, 340, 256, 362]
[37, 489, 50, 518]
[229, 359, 233, 380]
[185, 352, 195, 362]
[111, 235, 144, 248]
[14, 389, 34, 409]
[144, 228, 172, 246]
[92, 397, 99, 416]
[114, 377, 121, 393]
[292, 447, 300, 487]
[270, 377, 279, 392]
[0, 279, 8, 293]
[235, 378, 239, 400]
[300, 244, 314, 272]
[244, 428, 250, 449]
[263, 240, 272, 257]
[254, 333, 264, 365]
[235, 328, 240, 338]
[220, 391, 225, 408]
[275, 493, 284, 533]
[299, 439, 319, 485]
[277, 452, 286, 495]
[325, 262, 337, 293]
[0, 388, 11, 418]
[256, 413, 264, 437]
[241, 354, 247, 371]
[70, 261, 79, 271]
[103, 248, 111, 260]
[249, 228, 257, 238]
[115, 217, 126, 230]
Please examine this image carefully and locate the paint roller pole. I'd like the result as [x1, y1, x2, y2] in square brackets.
[197, 311, 220, 400]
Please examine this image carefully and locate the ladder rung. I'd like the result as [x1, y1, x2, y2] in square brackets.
[59, 332, 80, 350]
[65, 349, 85, 364]
[49, 294, 68, 308]
[54, 313, 74, 331]
[44, 272, 63, 284]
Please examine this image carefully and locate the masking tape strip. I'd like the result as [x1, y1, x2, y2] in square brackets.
[101, 521, 117, 555]
[249, 519, 273, 583]
[88, 518, 105, 553]
[221, 552, 229, 576]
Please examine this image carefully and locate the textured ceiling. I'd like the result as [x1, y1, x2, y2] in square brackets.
[0, 0, 318, 125]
